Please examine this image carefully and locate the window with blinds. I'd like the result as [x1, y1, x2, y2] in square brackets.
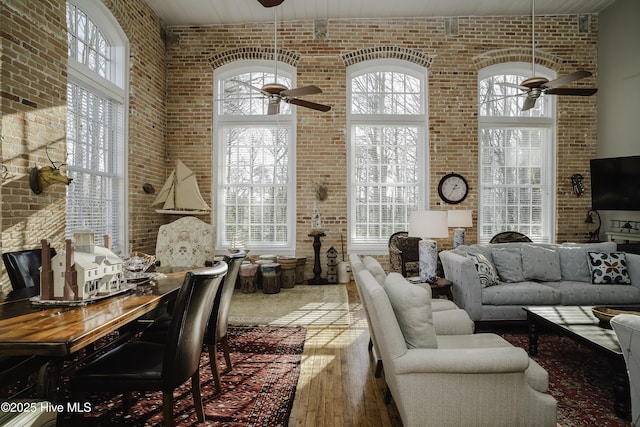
[66, 1, 128, 253]
[347, 60, 427, 253]
[478, 63, 556, 243]
[214, 63, 295, 253]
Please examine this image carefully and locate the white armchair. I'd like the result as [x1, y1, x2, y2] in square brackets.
[155, 216, 215, 268]
[611, 313, 640, 427]
[358, 268, 557, 427]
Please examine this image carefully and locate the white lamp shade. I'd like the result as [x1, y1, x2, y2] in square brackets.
[448, 210, 473, 228]
[408, 210, 449, 238]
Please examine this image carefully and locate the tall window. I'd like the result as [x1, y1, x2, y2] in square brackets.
[347, 60, 427, 253]
[478, 63, 556, 243]
[66, 0, 128, 253]
[214, 61, 296, 254]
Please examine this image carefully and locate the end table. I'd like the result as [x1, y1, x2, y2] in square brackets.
[408, 276, 453, 300]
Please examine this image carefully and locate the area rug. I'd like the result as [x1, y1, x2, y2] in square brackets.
[79, 325, 306, 426]
[228, 284, 349, 326]
[502, 332, 631, 427]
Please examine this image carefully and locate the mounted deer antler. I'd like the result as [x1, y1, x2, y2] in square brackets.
[29, 142, 72, 194]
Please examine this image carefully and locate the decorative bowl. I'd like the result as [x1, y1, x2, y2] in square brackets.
[592, 306, 640, 325]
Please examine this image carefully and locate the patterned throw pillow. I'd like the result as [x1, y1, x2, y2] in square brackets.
[587, 252, 631, 284]
[466, 252, 500, 288]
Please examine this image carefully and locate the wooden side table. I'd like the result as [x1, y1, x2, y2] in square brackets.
[430, 278, 454, 300]
[408, 276, 453, 300]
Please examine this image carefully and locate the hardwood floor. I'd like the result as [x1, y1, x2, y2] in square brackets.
[288, 282, 402, 426]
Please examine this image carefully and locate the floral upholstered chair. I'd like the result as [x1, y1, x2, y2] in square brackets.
[155, 216, 215, 268]
[388, 232, 407, 274]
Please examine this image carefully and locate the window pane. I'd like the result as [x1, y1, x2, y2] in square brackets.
[221, 125, 290, 247]
[220, 73, 292, 116]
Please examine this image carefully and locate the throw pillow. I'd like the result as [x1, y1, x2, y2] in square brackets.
[363, 256, 386, 286]
[491, 247, 525, 282]
[521, 245, 562, 282]
[587, 252, 631, 284]
[384, 273, 437, 349]
[466, 252, 500, 288]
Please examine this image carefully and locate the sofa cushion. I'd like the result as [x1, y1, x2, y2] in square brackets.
[384, 273, 437, 349]
[491, 247, 525, 283]
[521, 245, 562, 282]
[466, 252, 500, 288]
[482, 281, 561, 305]
[363, 256, 386, 285]
[553, 281, 640, 305]
[587, 252, 631, 284]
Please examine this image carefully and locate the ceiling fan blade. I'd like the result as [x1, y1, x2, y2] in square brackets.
[543, 70, 592, 89]
[481, 93, 526, 104]
[522, 97, 537, 111]
[281, 85, 322, 97]
[498, 82, 529, 91]
[230, 79, 269, 96]
[257, 0, 285, 7]
[545, 87, 598, 96]
[288, 98, 332, 112]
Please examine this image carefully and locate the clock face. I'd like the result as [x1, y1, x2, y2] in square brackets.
[438, 173, 468, 204]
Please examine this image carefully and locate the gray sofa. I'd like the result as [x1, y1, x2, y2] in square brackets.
[439, 241, 640, 322]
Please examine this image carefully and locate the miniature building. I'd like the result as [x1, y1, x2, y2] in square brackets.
[41, 231, 124, 300]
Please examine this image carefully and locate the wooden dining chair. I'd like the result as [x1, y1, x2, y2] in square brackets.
[69, 262, 228, 427]
[140, 251, 247, 393]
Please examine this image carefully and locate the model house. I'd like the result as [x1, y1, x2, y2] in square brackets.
[40, 231, 123, 300]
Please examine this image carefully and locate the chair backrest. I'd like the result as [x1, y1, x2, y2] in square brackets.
[162, 261, 227, 391]
[489, 231, 532, 244]
[388, 231, 408, 273]
[611, 314, 640, 427]
[2, 248, 57, 290]
[155, 216, 215, 268]
[206, 250, 246, 344]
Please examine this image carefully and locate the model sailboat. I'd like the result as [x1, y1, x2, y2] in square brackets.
[151, 160, 211, 215]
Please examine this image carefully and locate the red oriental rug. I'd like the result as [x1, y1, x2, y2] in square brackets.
[80, 325, 306, 426]
[502, 332, 631, 427]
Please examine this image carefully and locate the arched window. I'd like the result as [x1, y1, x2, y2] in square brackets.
[66, 0, 128, 253]
[213, 61, 296, 254]
[347, 59, 428, 253]
[478, 62, 556, 243]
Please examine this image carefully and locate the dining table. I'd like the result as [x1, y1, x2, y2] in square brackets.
[0, 268, 188, 401]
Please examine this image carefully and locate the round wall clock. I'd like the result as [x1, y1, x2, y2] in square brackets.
[438, 173, 469, 204]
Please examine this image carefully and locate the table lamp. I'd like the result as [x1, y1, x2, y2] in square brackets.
[448, 210, 473, 248]
[408, 210, 449, 283]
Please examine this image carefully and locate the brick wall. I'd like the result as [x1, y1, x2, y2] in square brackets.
[0, 2, 599, 289]
[165, 15, 598, 273]
[0, 0, 166, 291]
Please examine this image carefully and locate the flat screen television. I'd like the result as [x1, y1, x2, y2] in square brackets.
[590, 155, 640, 211]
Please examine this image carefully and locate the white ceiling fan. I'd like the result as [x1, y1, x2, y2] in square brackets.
[489, 0, 598, 111]
[229, 0, 331, 115]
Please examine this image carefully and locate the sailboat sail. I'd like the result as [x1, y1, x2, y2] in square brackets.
[152, 160, 210, 214]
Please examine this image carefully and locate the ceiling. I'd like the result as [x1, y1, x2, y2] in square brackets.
[144, 0, 618, 27]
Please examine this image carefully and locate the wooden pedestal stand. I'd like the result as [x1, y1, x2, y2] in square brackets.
[308, 231, 328, 285]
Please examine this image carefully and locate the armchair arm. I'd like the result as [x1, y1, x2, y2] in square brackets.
[439, 250, 483, 321]
[393, 346, 530, 375]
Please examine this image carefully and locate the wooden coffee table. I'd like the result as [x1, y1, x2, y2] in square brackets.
[523, 305, 630, 419]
